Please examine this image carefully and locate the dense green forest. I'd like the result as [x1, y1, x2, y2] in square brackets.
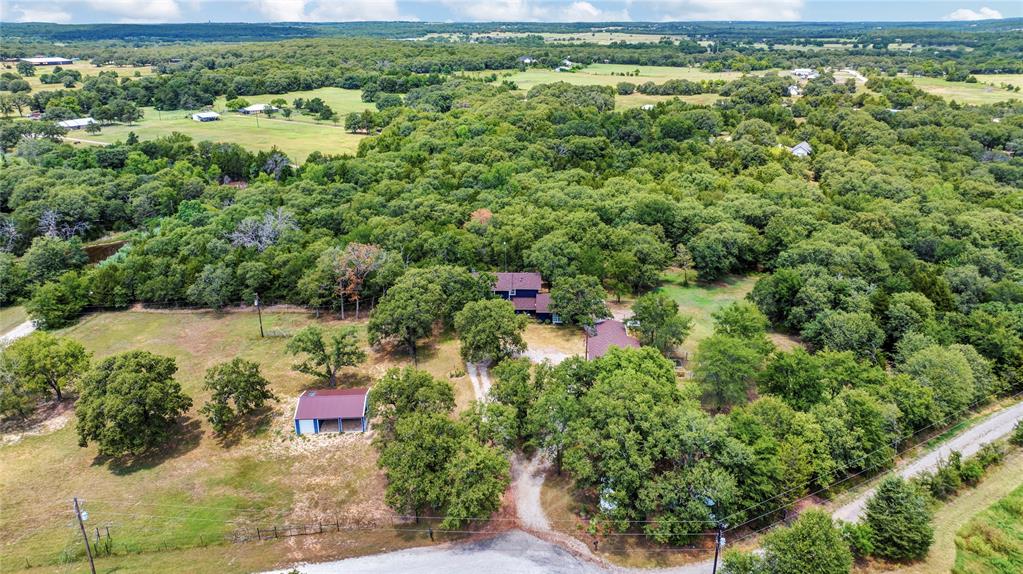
[1, 23, 1022, 571]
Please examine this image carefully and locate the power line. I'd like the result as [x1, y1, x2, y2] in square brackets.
[718, 388, 1023, 530]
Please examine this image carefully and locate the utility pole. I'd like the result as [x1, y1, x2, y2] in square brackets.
[254, 293, 264, 338]
[73, 497, 97, 574]
[711, 524, 726, 574]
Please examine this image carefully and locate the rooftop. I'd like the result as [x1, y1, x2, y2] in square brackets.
[294, 387, 368, 420]
[493, 272, 542, 292]
[586, 320, 640, 361]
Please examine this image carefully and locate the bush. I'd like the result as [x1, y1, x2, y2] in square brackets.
[1011, 421, 1023, 446]
[839, 521, 875, 559]
[974, 442, 1006, 468]
[959, 458, 984, 486]
[928, 453, 963, 500]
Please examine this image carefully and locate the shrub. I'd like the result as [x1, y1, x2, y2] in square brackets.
[1011, 421, 1023, 446]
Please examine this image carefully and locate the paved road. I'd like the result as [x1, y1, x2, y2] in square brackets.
[0, 320, 35, 347]
[261, 530, 603, 574]
[832, 399, 1023, 522]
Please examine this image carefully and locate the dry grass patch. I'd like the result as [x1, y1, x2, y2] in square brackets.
[0, 308, 471, 572]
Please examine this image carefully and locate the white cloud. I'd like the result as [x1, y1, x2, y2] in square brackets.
[308, 0, 400, 21]
[6, 3, 72, 23]
[253, 0, 401, 22]
[635, 0, 805, 21]
[87, 0, 183, 23]
[443, 0, 628, 22]
[253, 0, 307, 21]
[942, 7, 1003, 21]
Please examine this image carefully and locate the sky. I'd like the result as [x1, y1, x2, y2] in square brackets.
[0, 1, 1020, 25]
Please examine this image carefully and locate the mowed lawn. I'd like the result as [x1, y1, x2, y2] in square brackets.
[953, 474, 1023, 574]
[0, 309, 471, 573]
[0, 305, 28, 336]
[82, 87, 373, 161]
[83, 109, 365, 163]
[212, 87, 374, 126]
[904, 74, 1022, 105]
[654, 271, 800, 356]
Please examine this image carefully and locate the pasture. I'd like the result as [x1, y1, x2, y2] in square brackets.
[80, 87, 373, 161]
[82, 107, 365, 162]
[905, 74, 1022, 105]
[0, 60, 155, 93]
[0, 309, 471, 573]
[498, 63, 750, 92]
[212, 87, 374, 126]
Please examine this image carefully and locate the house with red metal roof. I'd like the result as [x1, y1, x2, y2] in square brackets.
[585, 320, 640, 360]
[294, 387, 369, 435]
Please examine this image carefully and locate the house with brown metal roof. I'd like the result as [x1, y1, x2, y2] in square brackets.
[294, 387, 369, 435]
[492, 272, 560, 323]
[585, 320, 640, 360]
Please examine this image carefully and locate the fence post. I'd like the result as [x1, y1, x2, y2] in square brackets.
[256, 527, 261, 540]
[319, 522, 323, 534]
[335, 518, 340, 532]
[273, 526, 278, 539]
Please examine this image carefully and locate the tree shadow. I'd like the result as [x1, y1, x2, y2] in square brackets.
[94, 417, 203, 475]
[213, 405, 276, 448]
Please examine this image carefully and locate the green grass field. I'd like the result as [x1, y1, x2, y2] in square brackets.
[954, 478, 1023, 574]
[0, 309, 471, 573]
[78, 87, 373, 162]
[495, 64, 750, 92]
[0, 306, 28, 336]
[653, 271, 801, 356]
[0, 61, 155, 94]
[654, 271, 758, 355]
[905, 74, 1022, 105]
[82, 108, 364, 163]
[212, 87, 373, 126]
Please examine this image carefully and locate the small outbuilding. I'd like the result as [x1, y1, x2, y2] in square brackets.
[57, 117, 97, 130]
[294, 387, 369, 435]
[585, 319, 640, 361]
[240, 103, 278, 115]
[191, 111, 220, 122]
[789, 141, 813, 157]
[21, 57, 73, 66]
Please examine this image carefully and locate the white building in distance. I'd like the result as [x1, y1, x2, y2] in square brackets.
[21, 57, 73, 66]
[57, 117, 97, 130]
[792, 68, 820, 80]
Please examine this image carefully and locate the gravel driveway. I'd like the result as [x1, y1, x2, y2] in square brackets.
[261, 530, 604, 574]
[0, 320, 35, 347]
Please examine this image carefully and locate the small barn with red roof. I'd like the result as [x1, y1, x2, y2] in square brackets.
[585, 320, 640, 360]
[294, 387, 369, 435]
